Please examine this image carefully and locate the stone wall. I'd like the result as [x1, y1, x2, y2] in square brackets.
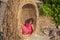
[1, 0, 55, 40]
[0, 1, 7, 32]
[37, 16, 55, 35]
[2, 0, 39, 40]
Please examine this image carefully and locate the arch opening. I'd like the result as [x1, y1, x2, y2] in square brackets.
[21, 4, 37, 31]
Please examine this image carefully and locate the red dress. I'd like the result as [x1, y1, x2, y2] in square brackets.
[22, 24, 33, 35]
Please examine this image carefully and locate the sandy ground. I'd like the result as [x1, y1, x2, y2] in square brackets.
[22, 34, 49, 40]
[31, 34, 49, 40]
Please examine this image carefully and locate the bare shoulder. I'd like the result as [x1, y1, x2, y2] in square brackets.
[21, 24, 25, 28]
[31, 24, 34, 26]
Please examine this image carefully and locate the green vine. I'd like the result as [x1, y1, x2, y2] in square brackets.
[38, 0, 60, 25]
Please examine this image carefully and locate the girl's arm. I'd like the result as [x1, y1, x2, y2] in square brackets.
[31, 24, 36, 37]
[32, 24, 36, 34]
[32, 24, 34, 31]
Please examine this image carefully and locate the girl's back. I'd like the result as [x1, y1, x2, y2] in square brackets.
[22, 24, 33, 35]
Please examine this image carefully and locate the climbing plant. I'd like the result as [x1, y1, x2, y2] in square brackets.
[38, 0, 60, 25]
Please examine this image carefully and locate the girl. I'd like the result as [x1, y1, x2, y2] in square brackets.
[22, 18, 34, 35]
[21, 18, 34, 40]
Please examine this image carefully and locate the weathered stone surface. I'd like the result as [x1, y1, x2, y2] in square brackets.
[0, 0, 8, 2]
[37, 16, 55, 35]
[2, 0, 39, 40]
[1, 0, 54, 40]
[31, 34, 49, 40]
[0, 2, 7, 32]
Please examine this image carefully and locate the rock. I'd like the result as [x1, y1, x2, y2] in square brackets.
[31, 34, 49, 40]
[0, 2, 7, 32]
[0, 0, 8, 2]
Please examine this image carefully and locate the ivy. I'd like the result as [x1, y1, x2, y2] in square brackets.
[38, 0, 60, 25]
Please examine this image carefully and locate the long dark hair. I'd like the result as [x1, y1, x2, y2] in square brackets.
[24, 18, 34, 26]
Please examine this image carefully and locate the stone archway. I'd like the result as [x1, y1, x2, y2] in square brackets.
[21, 4, 37, 30]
